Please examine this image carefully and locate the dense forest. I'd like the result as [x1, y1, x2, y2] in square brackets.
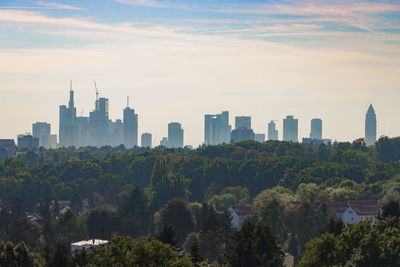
[1, 136, 400, 266]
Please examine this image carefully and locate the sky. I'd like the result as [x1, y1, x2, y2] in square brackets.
[1, 0, 399, 147]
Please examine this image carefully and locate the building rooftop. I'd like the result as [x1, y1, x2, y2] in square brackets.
[230, 205, 256, 216]
[288, 200, 381, 217]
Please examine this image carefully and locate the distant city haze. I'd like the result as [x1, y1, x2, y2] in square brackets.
[1, 0, 399, 146]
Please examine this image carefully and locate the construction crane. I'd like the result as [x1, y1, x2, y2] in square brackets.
[94, 81, 99, 102]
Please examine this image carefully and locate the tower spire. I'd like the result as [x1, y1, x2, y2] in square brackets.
[127, 96, 129, 107]
[68, 80, 74, 108]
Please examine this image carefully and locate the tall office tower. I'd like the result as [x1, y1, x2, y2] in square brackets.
[204, 111, 231, 145]
[109, 119, 124, 147]
[231, 116, 255, 143]
[76, 116, 89, 148]
[310, 118, 322, 140]
[141, 133, 152, 148]
[268, 121, 278, 141]
[255, 133, 265, 143]
[32, 122, 51, 148]
[59, 82, 77, 147]
[283, 115, 298, 142]
[365, 104, 377, 146]
[235, 116, 251, 130]
[90, 97, 109, 146]
[168, 122, 184, 148]
[123, 98, 138, 148]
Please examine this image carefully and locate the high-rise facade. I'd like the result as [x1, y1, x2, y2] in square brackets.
[0, 139, 15, 160]
[123, 104, 138, 148]
[235, 116, 251, 130]
[17, 135, 39, 149]
[204, 111, 231, 145]
[255, 133, 265, 143]
[89, 97, 110, 147]
[268, 121, 278, 141]
[168, 122, 184, 148]
[231, 116, 255, 143]
[59, 86, 77, 147]
[310, 118, 322, 140]
[109, 119, 124, 147]
[365, 104, 377, 146]
[141, 133, 152, 148]
[75, 116, 89, 148]
[32, 122, 51, 148]
[283, 115, 298, 142]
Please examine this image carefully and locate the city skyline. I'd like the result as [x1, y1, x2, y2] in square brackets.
[8, 86, 382, 148]
[1, 0, 399, 146]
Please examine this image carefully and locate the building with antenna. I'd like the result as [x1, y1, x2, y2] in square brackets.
[123, 96, 138, 148]
[59, 81, 77, 147]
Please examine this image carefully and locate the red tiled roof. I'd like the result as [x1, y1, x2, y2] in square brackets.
[231, 205, 256, 216]
[287, 200, 381, 216]
[349, 200, 381, 216]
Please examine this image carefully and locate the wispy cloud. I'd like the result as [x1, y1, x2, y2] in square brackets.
[114, 0, 182, 8]
[0, 1, 82, 10]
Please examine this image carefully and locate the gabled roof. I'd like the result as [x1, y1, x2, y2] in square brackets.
[349, 200, 381, 216]
[287, 200, 381, 217]
[230, 205, 256, 216]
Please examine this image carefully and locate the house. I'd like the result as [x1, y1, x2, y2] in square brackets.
[228, 205, 256, 229]
[71, 239, 108, 254]
[288, 200, 381, 225]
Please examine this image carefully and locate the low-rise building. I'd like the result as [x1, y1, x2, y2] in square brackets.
[71, 239, 109, 254]
[288, 200, 381, 224]
[228, 205, 256, 229]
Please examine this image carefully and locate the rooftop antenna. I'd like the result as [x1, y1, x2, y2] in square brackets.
[127, 96, 129, 107]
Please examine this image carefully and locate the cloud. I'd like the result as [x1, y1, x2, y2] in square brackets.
[35, 1, 83, 10]
[114, 0, 183, 8]
[0, 1, 82, 10]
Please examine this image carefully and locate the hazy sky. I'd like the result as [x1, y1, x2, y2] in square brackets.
[1, 0, 399, 146]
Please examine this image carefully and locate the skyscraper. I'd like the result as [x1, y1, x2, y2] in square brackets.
[123, 98, 138, 148]
[268, 121, 278, 141]
[204, 111, 231, 145]
[168, 122, 184, 148]
[59, 82, 77, 147]
[310, 118, 322, 140]
[109, 119, 124, 147]
[283, 115, 298, 142]
[17, 135, 39, 149]
[75, 116, 89, 148]
[231, 116, 255, 143]
[89, 97, 109, 146]
[141, 133, 152, 148]
[32, 122, 51, 148]
[235, 116, 251, 130]
[365, 104, 377, 146]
